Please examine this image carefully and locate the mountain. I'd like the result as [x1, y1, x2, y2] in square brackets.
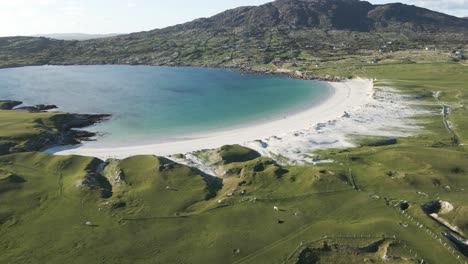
[163, 0, 467, 33]
[33, 33, 122, 41]
[0, 0, 467, 70]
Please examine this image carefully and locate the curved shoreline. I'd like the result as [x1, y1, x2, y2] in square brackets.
[92, 81, 335, 147]
[46, 78, 374, 159]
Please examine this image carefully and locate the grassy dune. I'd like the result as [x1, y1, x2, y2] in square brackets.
[1, 62, 467, 263]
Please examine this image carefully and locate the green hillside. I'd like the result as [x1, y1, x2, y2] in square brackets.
[1, 0, 468, 251]
[0, 0, 467, 73]
[0, 63, 467, 263]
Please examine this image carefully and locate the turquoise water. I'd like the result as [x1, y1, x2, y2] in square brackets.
[0, 65, 330, 146]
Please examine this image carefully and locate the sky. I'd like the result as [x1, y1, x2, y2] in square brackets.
[0, 0, 467, 37]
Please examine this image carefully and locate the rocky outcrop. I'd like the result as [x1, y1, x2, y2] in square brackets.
[236, 66, 346, 82]
[15, 104, 58, 112]
[67, 114, 110, 129]
[421, 200, 454, 214]
[101, 160, 126, 186]
[6, 114, 110, 154]
[422, 200, 465, 237]
[362, 137, 398, 147]
[0, 174, 26, 184]
[358, 239, 385, 253]
[0, 100, 111, 155]
[443, 232, 468, 257]
[0, 143, 14, 156]
[0, 101, 58, 112]
[0, 100, 22, 110]
[81, 173, 113, 198]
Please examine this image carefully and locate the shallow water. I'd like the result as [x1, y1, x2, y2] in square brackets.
[0, 65, 330, 147]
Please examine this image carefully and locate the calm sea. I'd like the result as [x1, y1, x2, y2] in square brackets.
[0, 65, 330, 146]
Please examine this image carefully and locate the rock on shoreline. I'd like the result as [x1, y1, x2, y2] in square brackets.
[0, 100, 59, 112]
[0, 63, 348, 83]
[15, 104, 58, 112]
[0, 100, 23, 110]
[231, 65, 347, 82]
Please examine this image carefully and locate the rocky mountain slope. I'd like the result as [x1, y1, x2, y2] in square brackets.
[160, 0, 468, 33]
[0, 0, 467, 69]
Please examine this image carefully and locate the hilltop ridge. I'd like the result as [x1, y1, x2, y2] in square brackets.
[0, 0, 467, 70]
[157, 0, 467, 33]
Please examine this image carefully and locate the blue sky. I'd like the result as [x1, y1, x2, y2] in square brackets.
[0, 0, 466, 37]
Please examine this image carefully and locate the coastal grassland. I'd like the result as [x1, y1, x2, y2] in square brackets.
[0, 109, 108, 154]
[1, 62, 468, 263]
[314, 62, 468, 261]
[0, 110, 63, 153]
[0, 152, 101, 218]
[0, 151, 457, 263]
[293, 238, 417, 264]
[314, 62, 468, 143]
[100, 155, 222, 216]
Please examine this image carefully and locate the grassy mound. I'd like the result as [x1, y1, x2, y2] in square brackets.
[218, 156, 350, 200]
[219, 145, 261, 164]
[0, 152, 102, 225]
[102, 155, 222, 217]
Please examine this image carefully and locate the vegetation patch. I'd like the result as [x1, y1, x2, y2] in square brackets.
[0, 108, 109, 154]
[218, 144, 261, 164]
[295, 238, 416, 264]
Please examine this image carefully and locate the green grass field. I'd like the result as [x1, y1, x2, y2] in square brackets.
[1, 62, 467, 263]
[0, 110, 62, 153]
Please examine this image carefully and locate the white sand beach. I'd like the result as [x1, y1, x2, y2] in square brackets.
[47, 78, 376, 159]
[48, 77, 426, 168]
